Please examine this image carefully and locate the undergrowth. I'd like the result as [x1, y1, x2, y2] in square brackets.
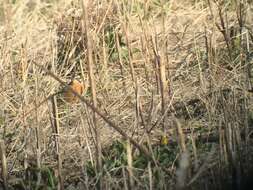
[1, 0, 253, 189]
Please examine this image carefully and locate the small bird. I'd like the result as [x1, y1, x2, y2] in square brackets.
[22, 79, 86, 118]
[62, 79, 85, 103]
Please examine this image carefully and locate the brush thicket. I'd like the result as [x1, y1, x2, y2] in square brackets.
[1, 0, 253, 189]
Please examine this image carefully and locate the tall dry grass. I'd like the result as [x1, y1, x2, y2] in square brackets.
[1, 0, 253, 189]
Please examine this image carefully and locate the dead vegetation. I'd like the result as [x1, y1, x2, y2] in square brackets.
[1, 0, 253, 189]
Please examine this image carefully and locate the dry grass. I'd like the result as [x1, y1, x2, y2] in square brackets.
[1, 0, 253, 189]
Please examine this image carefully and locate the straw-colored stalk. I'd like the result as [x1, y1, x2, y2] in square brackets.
[0, 140, 8, 190]
[51, 96, 63, 190]
[81, 0, 103, 188]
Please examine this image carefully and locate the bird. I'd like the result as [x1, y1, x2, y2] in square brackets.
[22, 79, 86, 119]
[61, 79, 85, 103]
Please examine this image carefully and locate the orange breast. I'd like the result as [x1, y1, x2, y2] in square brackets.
[63, 80, 84, 103]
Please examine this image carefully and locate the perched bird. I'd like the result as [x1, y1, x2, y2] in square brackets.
[62, 79, 85, 103]
[22, 79, 86, 118]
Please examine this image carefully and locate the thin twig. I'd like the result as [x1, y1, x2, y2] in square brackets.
[31, 61, 153, 163]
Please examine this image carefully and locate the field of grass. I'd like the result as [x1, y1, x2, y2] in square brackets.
[1, 0, 253, 189]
